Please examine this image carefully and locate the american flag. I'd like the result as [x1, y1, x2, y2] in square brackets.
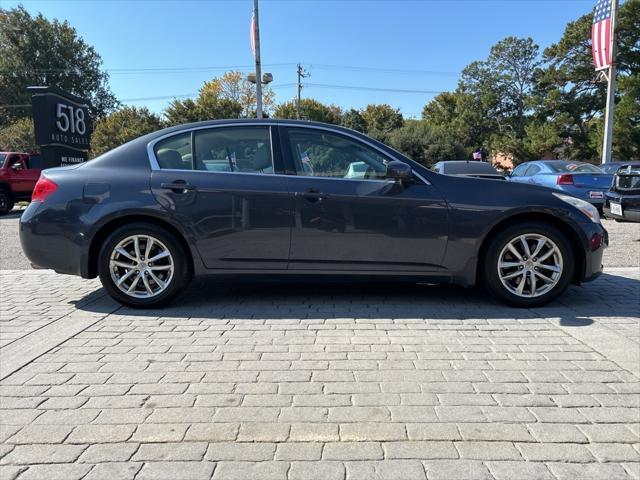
[592, 0, 613, 70]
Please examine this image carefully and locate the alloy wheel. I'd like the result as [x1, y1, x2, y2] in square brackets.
[497, 233, 563, 298]
[109, 234, 174, 298]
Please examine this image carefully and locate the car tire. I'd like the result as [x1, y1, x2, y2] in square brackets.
[0, 190, 14, 216]
[98, 223, 192, 308]
[481, 222, 574, 307]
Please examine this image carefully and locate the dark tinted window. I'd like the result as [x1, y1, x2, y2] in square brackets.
[525, 164, 541, 176]
[288, 128, 388, 179]
[511, 164, 529, 177]
[194, 127, 273, 174]
[154, 133, 192, 170]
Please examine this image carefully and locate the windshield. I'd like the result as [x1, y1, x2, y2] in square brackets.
[0, 154, 5, 166]
[548, 162, 603, 174]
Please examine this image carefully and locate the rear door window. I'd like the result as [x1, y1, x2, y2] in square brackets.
[194, 127, 273, 174]
[154, 133, 192, 170]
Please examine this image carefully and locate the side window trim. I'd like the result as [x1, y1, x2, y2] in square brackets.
[148, 124, 281, 175]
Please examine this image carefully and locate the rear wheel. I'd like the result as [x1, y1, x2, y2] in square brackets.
[98, 223, 192, 308]
[0, 190, 14, 216]
[482, 222, 574, 307]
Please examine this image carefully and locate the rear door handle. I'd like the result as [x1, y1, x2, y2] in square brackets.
[160, 181, 196, 193]
[296, 189, 328, 202]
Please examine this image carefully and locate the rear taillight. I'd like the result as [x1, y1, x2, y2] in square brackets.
[31, 176, 58, 202]
[557, 174, 574, 185]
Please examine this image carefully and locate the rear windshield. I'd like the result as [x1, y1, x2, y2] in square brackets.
[443, 162, 498, 174]
[547, 162, 603, 174]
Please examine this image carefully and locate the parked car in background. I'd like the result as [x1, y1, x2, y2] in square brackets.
[20, 120, 607, 309]
[431, 161, 505, 180]
[603, 162, 640, 223]
[508, 160, 612, 212]
[0, 152, 42, 215]
[601, 161, 634, 174]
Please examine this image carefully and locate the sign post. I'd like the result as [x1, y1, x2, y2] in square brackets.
[28, 86, 91, 169]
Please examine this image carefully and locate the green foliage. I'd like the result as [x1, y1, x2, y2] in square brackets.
[164, 87, 243, 127]
[0, 6, 117, 126]
[361, 104, 404, 142]
[274, 98, 342, 124]
[0, 117, 36, 152]
[387, 120, 466, 166]
[340, 108, 367, 132]
[90, 106, 162, 157]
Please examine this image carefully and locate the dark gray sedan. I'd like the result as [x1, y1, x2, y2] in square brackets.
[20, 120, 607, 308]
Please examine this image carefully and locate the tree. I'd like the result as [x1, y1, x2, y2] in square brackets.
[387, 120, 465, 166]
[274, 98, 342, 124]
[90, 106, 163, 157]
[200, 71, 275, 118]
[163, 83, 243, 126]
[0, 117, 36, 152]
[340, 109, 366, 132]
[0, 6, 117, 126]
[535, 0, 639, 161]
[460, 37, 541, 137]
[361, 104, 404, 142]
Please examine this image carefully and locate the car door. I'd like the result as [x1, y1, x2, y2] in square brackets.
[6, 155, 30, 193]
[149, 125, 293, 270]
[281, 126, 448, 272]
[509, 163, 531, 183]
[517, 163, 541, 184]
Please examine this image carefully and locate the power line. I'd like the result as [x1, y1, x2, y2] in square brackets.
[310, 64, 459, 77]
[304, 83, 442, 94]
[0, 63, 297, 75]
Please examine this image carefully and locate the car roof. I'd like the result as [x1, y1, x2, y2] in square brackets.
[142, 118, 361, 140]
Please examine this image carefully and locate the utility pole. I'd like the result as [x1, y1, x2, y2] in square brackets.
[296, 64, 309, 120]
[601, 0, 618, 164]
[253, 0, 263, 119]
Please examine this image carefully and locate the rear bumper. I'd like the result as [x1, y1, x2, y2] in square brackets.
[604, 192, 640, 223]
[19, 201, 85, 276]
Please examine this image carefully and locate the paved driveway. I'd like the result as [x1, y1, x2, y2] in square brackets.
[0, 266, 639, 480]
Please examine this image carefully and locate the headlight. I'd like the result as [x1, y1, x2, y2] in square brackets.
[553, 193, 600, 223]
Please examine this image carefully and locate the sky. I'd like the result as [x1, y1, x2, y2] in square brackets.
[3, 0, 597, 118]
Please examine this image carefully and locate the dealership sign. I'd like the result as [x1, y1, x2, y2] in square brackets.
[29, 86, 92, 168]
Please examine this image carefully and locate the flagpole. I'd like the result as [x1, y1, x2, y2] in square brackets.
[253, 0, 263, 119]
[601, 0, 618, 165]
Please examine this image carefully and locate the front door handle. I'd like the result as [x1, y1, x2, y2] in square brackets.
[296, 189, 328, 202]
[160, 181, 196, 193]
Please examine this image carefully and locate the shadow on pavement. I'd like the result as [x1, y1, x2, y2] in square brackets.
[72, 271, 639, 326]
[0, 210, 25, 220]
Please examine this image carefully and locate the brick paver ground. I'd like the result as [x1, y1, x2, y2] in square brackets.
[0, 268, 638, 480]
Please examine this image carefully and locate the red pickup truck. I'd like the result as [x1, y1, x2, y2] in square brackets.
[0, 152, 42, 215]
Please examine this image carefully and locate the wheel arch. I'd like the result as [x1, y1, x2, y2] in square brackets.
[86, 214, 196, 279]
[476, 212, 586, 285]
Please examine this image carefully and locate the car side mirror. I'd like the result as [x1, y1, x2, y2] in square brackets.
[11, 163, 23, 171]
[386, 161, 412, 183]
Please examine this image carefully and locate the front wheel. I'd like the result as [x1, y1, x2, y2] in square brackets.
[98, 223, 192, 308]
[482, 222, 574, 307]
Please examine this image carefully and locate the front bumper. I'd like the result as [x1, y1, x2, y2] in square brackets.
[603, 192, 640, 223]
[578, 221, 607, 284]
